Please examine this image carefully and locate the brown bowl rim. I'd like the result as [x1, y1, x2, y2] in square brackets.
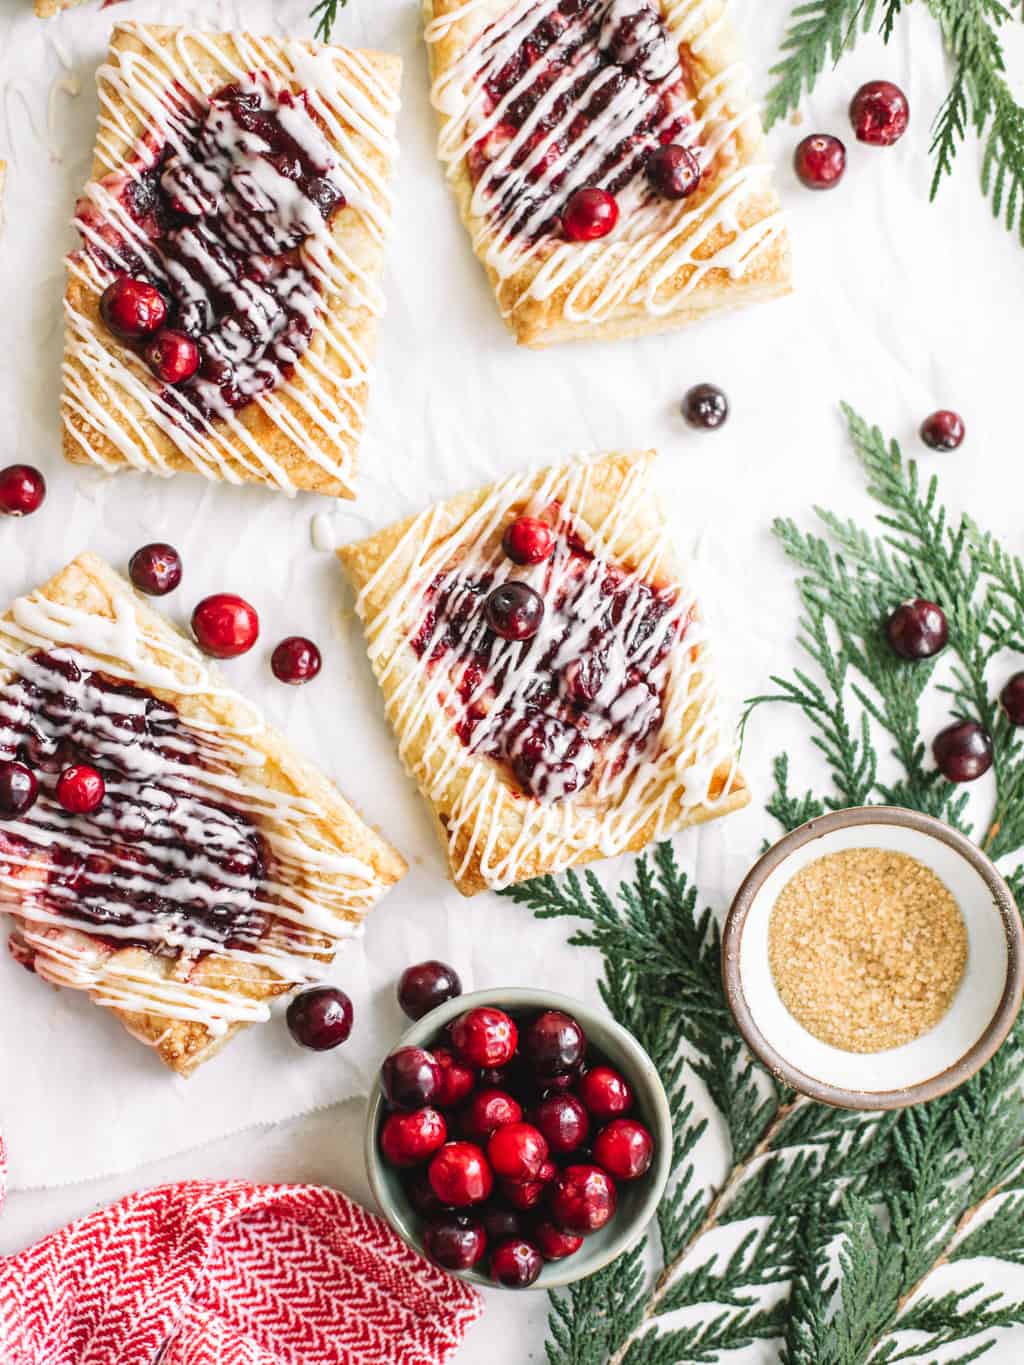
[722, 806, 1024, 1110]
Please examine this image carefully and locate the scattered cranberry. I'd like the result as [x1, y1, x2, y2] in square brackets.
[129, 543, 182, 596]
[483, 1206, 522, 1243]
[463, 1088, 524, 1142]
[1001, 673, 1024, 726]
[562, 187, 618, 242]
[502, 517, 555, 567]
[549, 1164, 617, 1234]
[593, 1118, 654, 1181]
[933, 720, 994, 783]
[646, 144, 700, 199]
[271, 637, 322, 685]
[424, 1215, 486, 1271]
[920, 410, 965, 451]
[500, 1177, 547, 1211]
[144, 329, 200, 385]
[682, 383, 728, 430]
[191, 594, 260, 659]
[381, 1046, 443, 1110]
[578, 1065, 634, 1119]
[885, 599, 948, 660]
[434, 1047, 476, 1109]
[451, 1006, 518, 1068]
[793, 134, 846, 189]
[532, 1220, 583, 1261]
[0, 465, 46, 517]
[56, 765, 105, 815]
[429, 1142, 494, 1207]
[850, 80, 909, 146]
[398, 960, 462, 1020]
[286, 985, 353, 1050]
[488, 1123, 549, 1182]
[534, 1094, 590, 1153]
[381, 1109, 448, 1168]
[523, 1010, 586, 1077]
[0, 760, 37, 818]
[100, 276, 167, 340]
[490, 1238, 543, 1289]
[484, 583, 544, 642]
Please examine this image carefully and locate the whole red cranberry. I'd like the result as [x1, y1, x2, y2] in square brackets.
[578, 1065, 633, 1119]
[850, 80, 909, 146]
[920, 410, 965, 451]
[549, 1164, 617, 1234]
[488, 1123, 549, 1182]
[129, 542, 182, 596]
[100, 276, 167, 340]
[793, 134, 846, 189]
[144, 329, 199, 384]
[271, 637, 322, 685]
[429, 1142, 494, 1206]
[424, 1215, 486, 1271]
[482, 1206, 522, 1243]
[532, 1220, 583, 1261]
[451, 1006, 518, 1068]
[534, 1094, 590, 1153]
[500, 1177, 546, 1211]
[381, 1109, 448, 1168]
[682, 383, 728, 430]
[0, 760, 38, 818]
[646, 144, 700, 199]
[490, 1237, 543, 1288]
[191, 594, 260, 658]
[56, 765, 105, 814]
[593, 1118, 654, 1181]
[522, 1010, 586, 1077]
[398, 960, 462, 1020]
[0, 465, 46, 517]
[502, 517, 555, 566]
[562, 187, 618, 241]
[484, 583, 544, 642]
[463, 1088, 524, 1142]
[380, 1046, 443, 1110]
[885, 599, 948, 660]
[933, 720, 993, 783]
[434, 1047, 476, 1109]
[286, 985, 353, 1050]
[1001, 673, 1024, 726]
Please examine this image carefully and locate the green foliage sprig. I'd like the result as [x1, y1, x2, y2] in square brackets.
[310, 0, 345, 44]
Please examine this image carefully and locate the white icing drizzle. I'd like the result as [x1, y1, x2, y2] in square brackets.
[350, 455, 740, 889]
[63, 24, 400, 496]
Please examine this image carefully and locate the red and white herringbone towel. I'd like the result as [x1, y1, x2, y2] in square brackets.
[0, 1135, 483, 1365]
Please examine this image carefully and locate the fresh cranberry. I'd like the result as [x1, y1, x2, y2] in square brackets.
[99, 276, 167, 339]
[682, 383, 728, 430]
[0, 465, 46, 517]
[920, 410, 965, 451]
[286, 985, 353, 1050]
[534, 1094, 590, 1153]
[380, 1046, 443, 1110]
[271, 637, 322, 685]
[578, 1065, 634, 1119]
[540, 1071, 578, 1095]
[0, 760, 37, 818]
[482, 1206, 522, 1243]
[397, 960, 462, 1020]
[933, 720, 993, 783]
[429, 1142, 494, 1206]
[191, 594, 259, 658]
[885, 600, 948, 660]
[463, 1089, 524, 1142]
[381, 1108, 448, 1168]
[451, 1006, 518, 1068]
[484, 583, 544, 642]
[646, 144, 701, 199]
[424, 1215, 486, 1271]
[56, 765, 105, 814]
[549, 1164, 617, 1234]
[488, 1123, 549, 1182]
[523, 1010, 586, 1077]
[500, 1178, 547, 1211]
[562, 187, 618, 242]
[502, 517, 555, 566]
[129, 543, 182, 596]
[144, 329, 200, 384]
[1001, 673, 1024, 726]
[593, 1118, 654, 1181]
[793, 134, 846, 189]
[850, 80, 909, 146]
[490, 1238, 543, 1288]
[434, 1047, 476, 1109]
[405, 1169, 451, 1218]
[532, 1220, 583, 1261]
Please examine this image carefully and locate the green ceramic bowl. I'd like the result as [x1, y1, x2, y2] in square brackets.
[364, 986, 672, 1290]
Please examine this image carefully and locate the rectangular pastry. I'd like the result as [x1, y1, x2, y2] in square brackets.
[423, 0, 790, 346]
[338, 450, 748, 894]
[63, 23, 401, 498]
[0, 553, 406, 1075]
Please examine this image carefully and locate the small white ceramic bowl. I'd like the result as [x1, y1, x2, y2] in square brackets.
[723, 807, 1024, 1109]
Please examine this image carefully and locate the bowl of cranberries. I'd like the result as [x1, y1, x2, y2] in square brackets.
[365, 987, 671, 1290]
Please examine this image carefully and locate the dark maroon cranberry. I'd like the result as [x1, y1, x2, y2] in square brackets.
[424, 1215, 486, 1271]
[144, 329, 200, 384]
[286, 985, 354, 1050]
[646, 144, 700, 199]
[397, 959, 462, 1020]
[482, 1206, 522, 1243]
[933, 720, 994, 783]
[593, 1118, 654, 1181]
[920, 409, 965, 451]
[488, 1122, 549, 1182]
[129, 542, 182, 596]
[500, 1178, 546, 1211]
[793, 134, 846, 189]
[0, 465, 46, 517]
[380, 1046, 443, 1110]
[539, 1070, 578, 1096]
[56, 765, 105, 814]
[478, 1067, 508, 1088]
[428, 1142, 494, 1206]
[451, 1006, 519, 1068]
[463, 1088, 524, 1142]
[850, 80, 909, 146]
[1000, 673, 1024, 726]
[484, 582, 544, 642]
[523, 1010, 586, 1077]
[532, 1220, 583, 1261]
[191, 594, 260, 658]
[100, 276, 168, 340]
[434, 1046, 476, 1109]
[0, 760, 38, 818]
[578, 1065, 633, 1119]
[404, 1169, 451, 1218]
[562, 187, 618, 242]
[682, 383, 728, 430]
[502, 517, 555, 566]
[534, 1094, 590, 1153]
[490, 1237, 543, 1288]
[549, 1164, 617, 1234]
[885, 599, 948, 660]
[381, 1108, 448, 1168]
[271, 636, 322, 685]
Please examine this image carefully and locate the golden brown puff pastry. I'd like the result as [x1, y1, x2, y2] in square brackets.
[35, 0, 84, 15]
[423, 0, 791, 347]
[338, 450, 748, 896]
[63, 23, 401, 498]
[0, 553, 406, 1076]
